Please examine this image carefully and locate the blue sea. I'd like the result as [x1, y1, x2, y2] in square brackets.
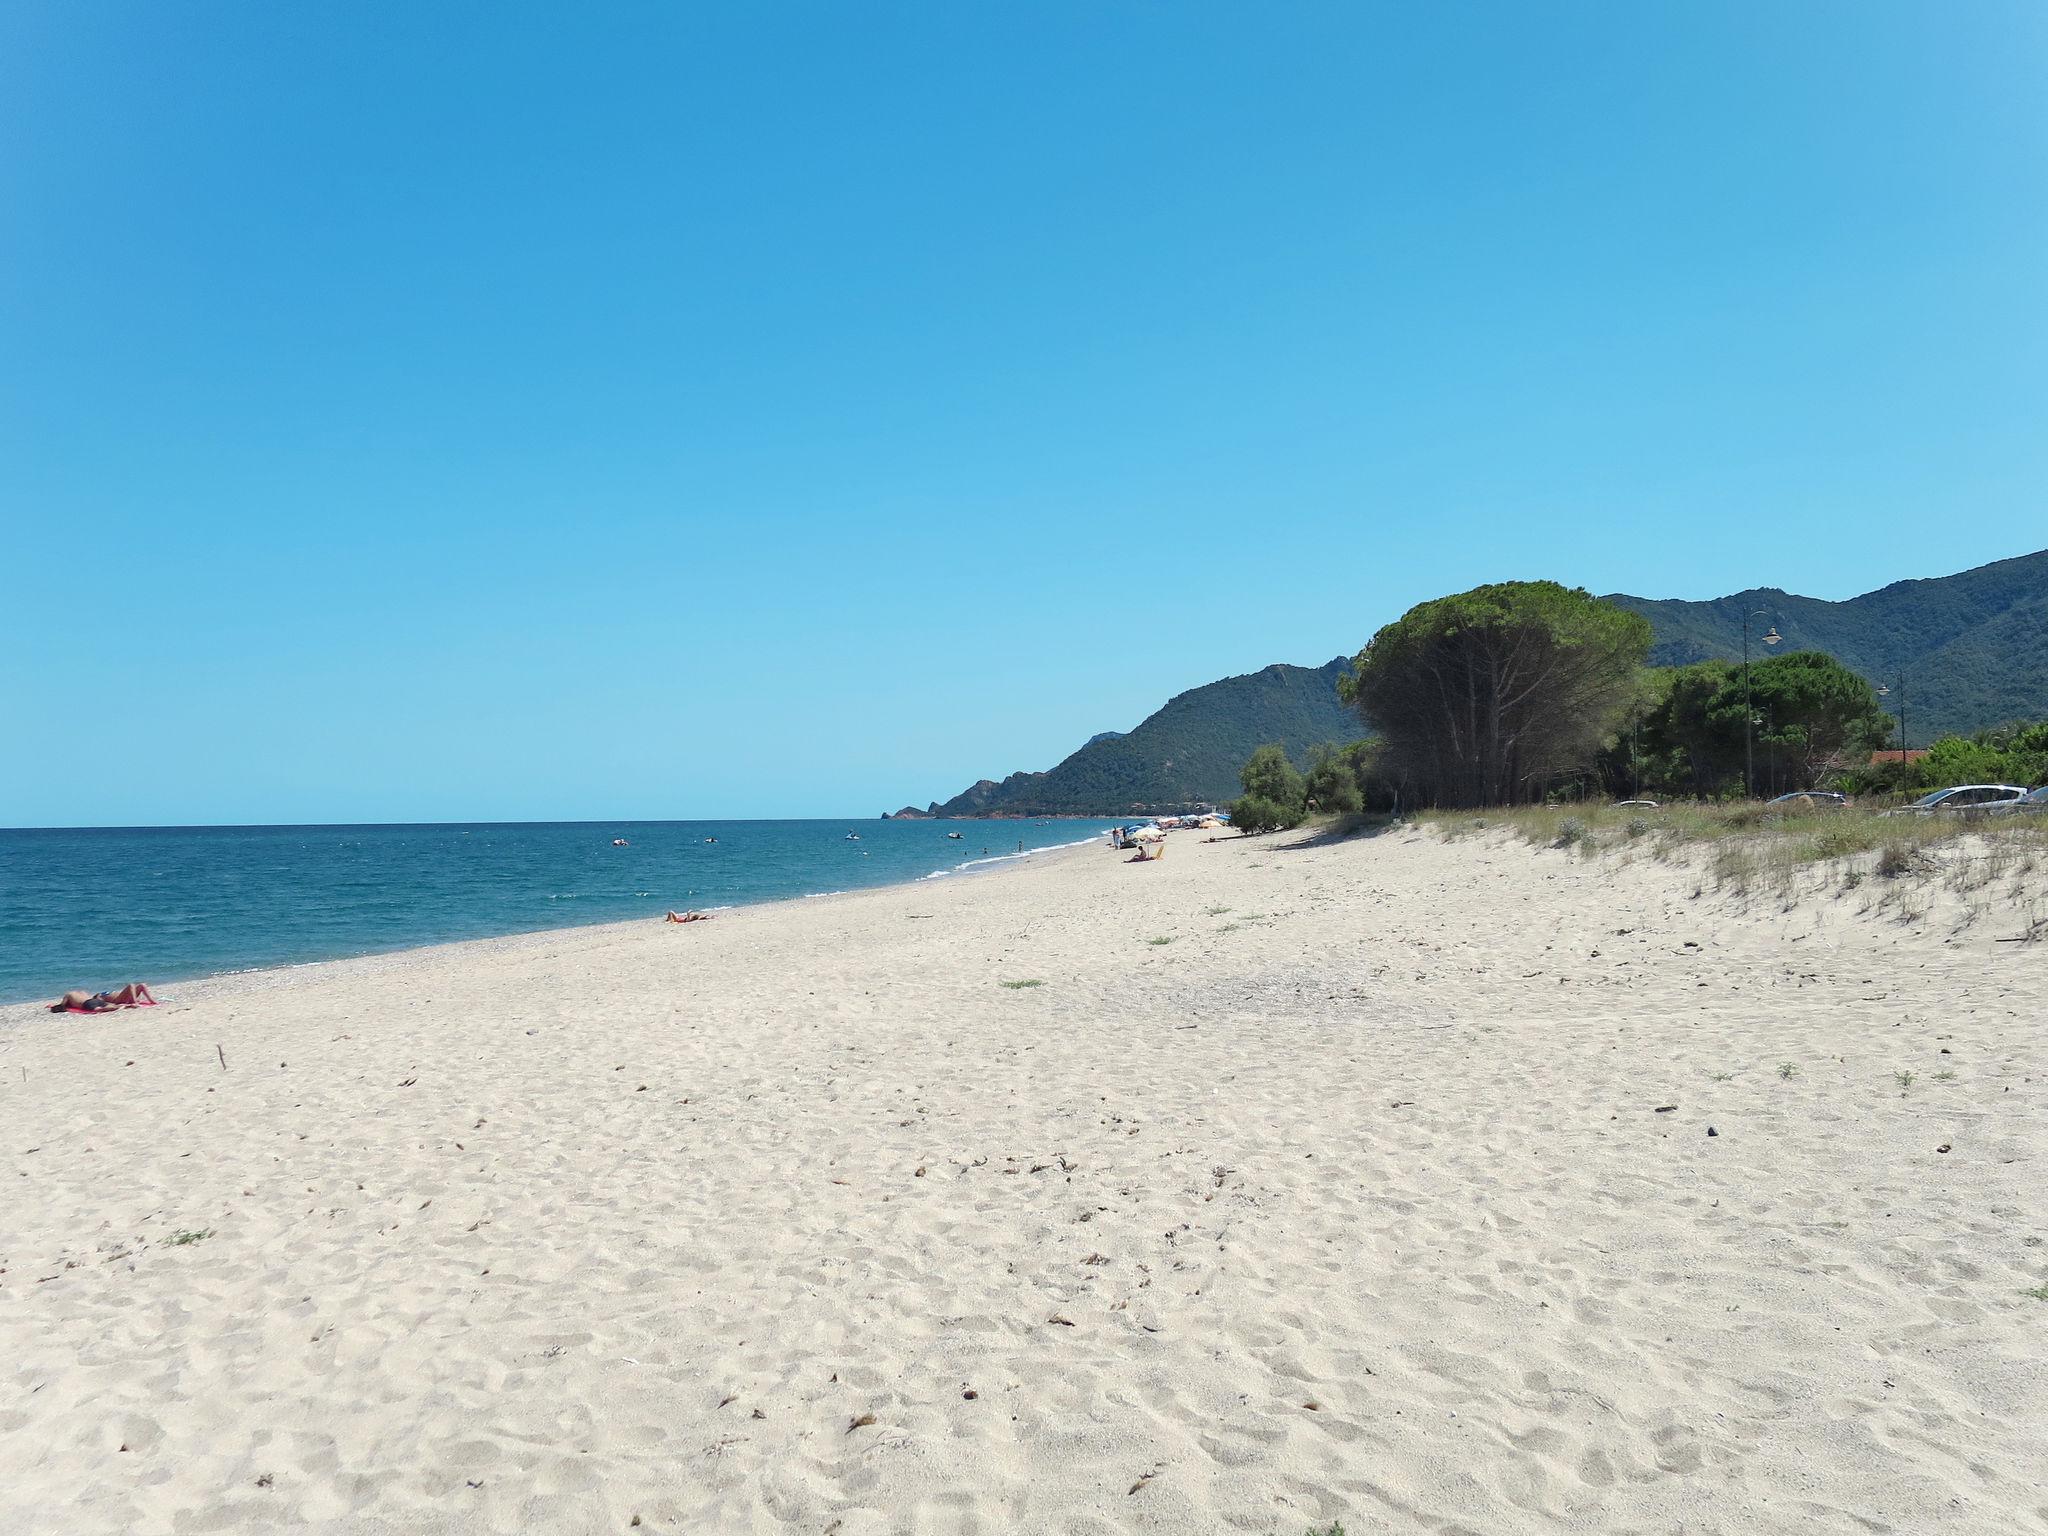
[0, 819, 1118, 1005]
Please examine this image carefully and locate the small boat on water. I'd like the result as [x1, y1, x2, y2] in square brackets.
[946, 831, 963, 839]
[611, 838, 630, 846]
[844, 832, 861, 841]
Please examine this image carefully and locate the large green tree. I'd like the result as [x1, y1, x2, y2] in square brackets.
[1653, 661, 1740, 793]
[1340, 582, 1652, 807]
[1303, 741, 1370, 816]
[1620, 650, 1891, 796]
[1229, 743, 1308, 833]
[1709, 650, 1892, 792]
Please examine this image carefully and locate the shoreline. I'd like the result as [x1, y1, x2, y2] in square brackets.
[0, 823, 1115, 1015]
[0, 830, 1111, 1026]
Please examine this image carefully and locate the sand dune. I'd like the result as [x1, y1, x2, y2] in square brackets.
[2, 825, 2042, 1534]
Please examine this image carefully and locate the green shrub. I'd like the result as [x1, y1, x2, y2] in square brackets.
[1230, 744, 1309, 832]
[1229, 793, 1300, 835]
[1304, 740, 1385, 817]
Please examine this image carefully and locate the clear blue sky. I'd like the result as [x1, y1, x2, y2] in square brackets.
[4, 3, 2043, 826]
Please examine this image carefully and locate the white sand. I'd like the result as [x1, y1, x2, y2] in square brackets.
[2, 826, 2043, 1534]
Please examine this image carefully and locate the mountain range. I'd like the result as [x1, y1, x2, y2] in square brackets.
[1605, 548, 2048, 742]
[900, 549, 2048, 817]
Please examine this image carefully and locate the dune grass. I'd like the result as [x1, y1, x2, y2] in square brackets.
[1419, 801, 2046, 934]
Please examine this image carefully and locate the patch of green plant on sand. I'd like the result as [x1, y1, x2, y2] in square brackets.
[1417, 803, 2046, 912]
[999, 979, 1044, 989]
[166, 1229, 215, 1246]
[1145, 936, 1176, 946]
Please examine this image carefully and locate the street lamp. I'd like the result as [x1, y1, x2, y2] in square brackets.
[1630, 706, 1642, 801]
[1877, 678, 1907, 762]
[1743, 612, 1782, 797]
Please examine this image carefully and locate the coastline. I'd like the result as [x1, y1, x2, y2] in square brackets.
[3, 824, 2039, 1534]
[0, 821, 1116, 1013]
[0, 830, 1110, 1027]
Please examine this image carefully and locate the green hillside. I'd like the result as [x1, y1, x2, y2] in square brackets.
[1606, 549, 2048, 741]
[920, 550, 2048, 817]
[931, 660, 1358, 816]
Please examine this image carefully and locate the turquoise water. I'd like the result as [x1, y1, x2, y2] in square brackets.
[0, 819, 1117, 1004]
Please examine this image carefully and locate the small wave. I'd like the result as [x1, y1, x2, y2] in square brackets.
[923, 833, 1105, 880]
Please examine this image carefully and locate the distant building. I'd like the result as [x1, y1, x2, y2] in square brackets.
[1869, 748, 1930, 765]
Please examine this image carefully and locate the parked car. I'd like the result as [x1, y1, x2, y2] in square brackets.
[1765, 791, 1848, 810]
[1613, 799, 1660, 809]
[1985, 785, 2048, 815]
[1883, 784, 2028, 817]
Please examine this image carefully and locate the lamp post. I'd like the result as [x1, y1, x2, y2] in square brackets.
[1743, 611, 1782, 798]
[1877, 678, 1907, 762]
[1630, 707, 1642, 801]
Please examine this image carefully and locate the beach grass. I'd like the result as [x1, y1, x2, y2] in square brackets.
[1416, 802, 2048, 926]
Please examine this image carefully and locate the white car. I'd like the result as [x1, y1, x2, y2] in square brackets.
[1884, 784, 2028, 817]
[1985, 785, 2048, 815]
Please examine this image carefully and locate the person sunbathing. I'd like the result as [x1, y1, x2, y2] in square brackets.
[664, 910, 712, 923]
[50, 983, 157, 1013]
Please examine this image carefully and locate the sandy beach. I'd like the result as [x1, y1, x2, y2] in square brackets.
[2, 825, 2042, 1535]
